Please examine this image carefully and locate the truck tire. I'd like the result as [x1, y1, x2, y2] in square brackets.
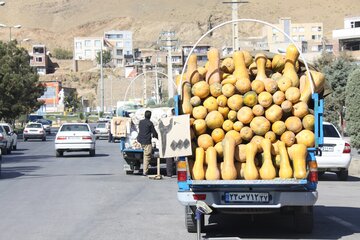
[337, 170, 348, 181]
[185, 206, 204, 233]
[293, 206, 313, 233]
[56, 150, 63, 157]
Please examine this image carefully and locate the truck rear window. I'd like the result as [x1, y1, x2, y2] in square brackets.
[323, 124, 340, 138]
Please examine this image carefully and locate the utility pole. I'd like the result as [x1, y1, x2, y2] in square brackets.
[154, 52, 160, 104]
[100, 40, 104, 112]
[223, 1, 249, 51]
[158, 31, 177, 99]
[143, 63, 147, 105]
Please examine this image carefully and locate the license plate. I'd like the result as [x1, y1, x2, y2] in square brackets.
[69, 136, 81, 140]
[321, 146, 334, 152]
[225, 192, 270, 203]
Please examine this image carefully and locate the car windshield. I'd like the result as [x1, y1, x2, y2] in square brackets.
[97, 123, 106, 128]
[61, 124, 89, 132]
[323, 124, 340, 138]
[37, 119, 49, 124]
[27, 124, 42, 128]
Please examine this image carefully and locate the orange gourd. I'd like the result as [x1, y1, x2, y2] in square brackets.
[205, 147, 220, 180]
[203, 96, 218, 112]
[205, 111, 224, 129]
[277, 141, 293, 179]
[193, 119, 207, 136]
[193, 147, 205, 180]
[220, 57, 235, 74]
[283, 44, 300, 87]
[186, 54, 200, 85]
[255, 53, 268, 82]
[250, 116, 271, 136]
[244, 142, 259, 180]
[259, 139, 276, 180]
[181, 82, 193, 114]
[227, 94, 243, 111]
[235, 144, 247, 163]
[288, 144, 307, 179]
[192, 81, 210, 99]
[233, 51, 251, 94]
[210, 82, 222, 98]
[221, 136, 238, 180]
[190, 96, 201, 107]
[197, 134, 214, 150]
[240, 126, 253, 141]
[206, 48, 221, 85]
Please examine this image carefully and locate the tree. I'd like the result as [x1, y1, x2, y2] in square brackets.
[314, 53, 356, 133]
[96, 50, 112, 67]
[345, 68, 360, 149]
[64, 90, 80, 112]
[53, 48, 73, 59]
[0, 41, 45, 122]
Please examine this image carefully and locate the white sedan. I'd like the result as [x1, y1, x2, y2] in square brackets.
[316, 122, 352, 181]
[55, 123, 96, 157]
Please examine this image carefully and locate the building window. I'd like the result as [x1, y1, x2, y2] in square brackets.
[117, 59, 123, 65]
[75, 42, 82, 49]
[292, 27, 298, 32]
[94, 40, 101, 47]
[292, 35, 299, 41]
[116, 49, 123, 56]
[356, 21, 360, 28]
[116, 41, 123, 47]
[35, 57, 43, 62]
[84, 50, 91, 57]
[125, 41, 131, 48]
[85, 40, 91, 47]
[117, 34, 123, 39]
[312, 35, 316, 40]
[311, 46, 318, 52]
[299, 35, 305, 41]
[318, 26, 322, 31]
[298, 27, 305, 32]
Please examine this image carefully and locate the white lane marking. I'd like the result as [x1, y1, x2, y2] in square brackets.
[327, 216, 359, 232]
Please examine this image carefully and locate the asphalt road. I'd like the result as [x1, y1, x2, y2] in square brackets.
[0, 131, 359, 240]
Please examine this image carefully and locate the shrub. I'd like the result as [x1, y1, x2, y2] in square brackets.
[53, 48, 73, 59]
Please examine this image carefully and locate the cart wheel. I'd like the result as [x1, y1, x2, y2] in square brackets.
[185, 206, 204, 233]
[125, 170, 134, 175]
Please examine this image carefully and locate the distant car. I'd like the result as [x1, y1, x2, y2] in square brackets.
[0, 123, 18, 150]
[316, 122, 352, 181]
[23, 122, 47, 141]
[0, 125, 12, 154]
[36, 119, 52, 134]
[94, 122, 109, 139]
[27, 114, 44, 123]
[55, 123, 96, 157]
[0, 147, 2, 177]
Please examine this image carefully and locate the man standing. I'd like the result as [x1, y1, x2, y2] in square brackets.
[137, 110, 158, 176]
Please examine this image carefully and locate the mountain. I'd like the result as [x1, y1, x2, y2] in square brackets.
[1, 0, 359, 51]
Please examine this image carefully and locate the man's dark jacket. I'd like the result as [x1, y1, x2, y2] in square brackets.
[137, 118, 158, 145]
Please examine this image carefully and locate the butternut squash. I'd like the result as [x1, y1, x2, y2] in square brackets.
[283, 44, 300, 87]
[206, 48, 221, 85]
[255, 53, 267, 82]
[193, 147, 205, 180]
[235, 144, 246, 163]
[288, 144, 307, 179]
[220, 57, 235, 74]
[233, 51, 250, 81]
[277, 141, 293, 179]
[186, 54, 200, 85]
[205, 147, 221, 180]
[259, 139, 277, 180]
[244, 142, 260, 180]
[300, 70, 325, 103]
[221, 136, 238, 180]
[181, 82, 193, 114]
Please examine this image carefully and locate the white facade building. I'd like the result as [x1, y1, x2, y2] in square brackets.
[73, 37, 104, 61]
[104, 30, 133, 67]
[333, 16, 360, 52]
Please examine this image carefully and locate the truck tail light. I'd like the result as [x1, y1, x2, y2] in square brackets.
[177, 161, 187, 182]
[0, 135, 3, 141]
[308, 161, 318, 183]
[193, 194, 206, 201]
[24, 130, 28, 133]
[56, 136, 67, 140]
[82, 136, 92, 140]
[343, 142, 351, 154]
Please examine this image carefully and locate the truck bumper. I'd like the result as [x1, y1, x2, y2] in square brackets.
[177, 191, 318, 209]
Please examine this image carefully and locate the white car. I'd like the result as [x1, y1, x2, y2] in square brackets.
[55, 123, 96, 157]
[94, 122, 109, 139]
[316, 122, 352, 181]
[23, 122, 46, 141]
[0, 123, 18, 150]
[0, 125, 13, 154]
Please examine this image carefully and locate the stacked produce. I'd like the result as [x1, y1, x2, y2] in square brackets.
[180, 44, 325, 181]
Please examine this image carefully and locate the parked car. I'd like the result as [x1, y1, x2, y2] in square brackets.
[35, 119, 52, 134]
[0, 123, 17, 150]
[55, 123, 96, 157]
[0, 125, 12, 154]
[94, 122, 109, 139]
[0, 147, 2, 178]
[316, 122, 352, 181]
[27, 114, 44, 123]
[23, 122, 47, 141]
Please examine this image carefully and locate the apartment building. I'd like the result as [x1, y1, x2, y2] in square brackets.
[104, 30, 133, 67]
[29, 44, 48, 75]
[333, 16, 360, 60]
[73, 37, 103, 61]
[182, 44, 211, 66]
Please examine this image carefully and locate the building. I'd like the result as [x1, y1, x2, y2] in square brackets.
[29, 45, 49, 75]
[73, 37, 103, 61]
[104, 30, 133, 67]
[264, 17, 329, 54]
[181, 44, 211, 66]
[333, 16, 360, 61]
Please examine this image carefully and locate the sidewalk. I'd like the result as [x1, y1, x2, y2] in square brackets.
[349, 156, 360, 177]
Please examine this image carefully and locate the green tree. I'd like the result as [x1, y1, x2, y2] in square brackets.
[345, 68, 360, 149]
[0, 41, 45, 122]
[96, 50, 112, 66]
[64, 90, 80, 112]
[314, 53, 356, 133]
[53, 48, 73, 59]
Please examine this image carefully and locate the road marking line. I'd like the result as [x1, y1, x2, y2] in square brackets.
[327, 216, 359, 232]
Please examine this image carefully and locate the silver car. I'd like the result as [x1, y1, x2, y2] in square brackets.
[23, 123, 46, 141]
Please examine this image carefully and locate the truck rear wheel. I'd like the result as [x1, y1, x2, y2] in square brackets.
[337, 170, 348, 181]
[293, 206, 313, 233]
[185, 206, 204, 233]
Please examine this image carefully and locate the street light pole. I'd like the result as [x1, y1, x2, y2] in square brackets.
[0, 24, 21, 41]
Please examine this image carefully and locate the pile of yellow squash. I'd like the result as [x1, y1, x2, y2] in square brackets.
[180, 44, 325, 181]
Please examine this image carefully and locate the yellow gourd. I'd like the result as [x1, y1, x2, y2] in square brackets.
[221, 136, 238, 180]
[277, 141, 293, 179]
[259, 139, 277, 180]
[244, 142, 260, 180]
[300, 70, 326, 103]
[186, 54, 200, 85]
[233, 51, 250, 81]
[205, 147, 220, 180]
[206, 48, 221, 85]
[283, 44, 300, 87]
[193, 147, 205, 180]
[255, 53, 267, 82]
[288, 144, 307, 179]
[181, 82, 193, 114]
